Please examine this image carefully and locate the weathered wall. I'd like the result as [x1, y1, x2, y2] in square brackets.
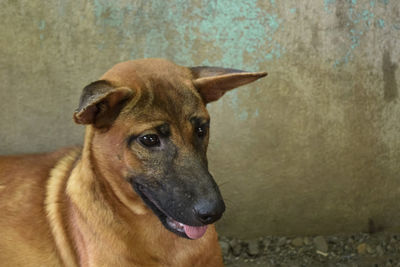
[1, 0, 399, 238]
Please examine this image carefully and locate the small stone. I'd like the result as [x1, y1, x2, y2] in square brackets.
[314, 236, 328, 253]
[263, 238, 271, 248]
[219, 235, 229, 242]
[229, 239, 242, 256]
[316, 250, 329, 257]
[303, 237, 312, 245]
[277, 237, 287, 247]
[247, 239, 260, 256]
[357, 243, 367, 254]
[366, 245, 375, 254]
[376, 245, 384, 256]
[285, 261, 300, 267]
[292, 237, 304, 247]
[219, 240, 230, 256]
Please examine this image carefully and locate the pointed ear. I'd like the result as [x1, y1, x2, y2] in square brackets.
[73, 80, 133, 128]
[190, 66, 267, 104]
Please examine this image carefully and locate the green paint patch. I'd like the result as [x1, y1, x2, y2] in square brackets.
[93, 0, 134, 28]
[38, 20, 46, 41]
[90, 0, 280, 120]
[324, 0, 336, 13]
[331, 0, 389, 67]
[324, 0, 389, 66]
[267, 13, 280, 32]
[377, 18, 385, 28]
[91, 0, 283, 66]
[239, 110, 249, 121]
[184, 0, 283, 67]
[38, 20, 46, 30]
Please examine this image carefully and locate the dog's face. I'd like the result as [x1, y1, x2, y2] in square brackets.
[73, 59, 266, 239]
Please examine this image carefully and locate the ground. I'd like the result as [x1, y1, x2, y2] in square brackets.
[220, 232, 400, 267]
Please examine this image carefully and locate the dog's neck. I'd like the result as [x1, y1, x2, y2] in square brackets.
[63, 127, 170, 266]
[53, 126, 221, 266]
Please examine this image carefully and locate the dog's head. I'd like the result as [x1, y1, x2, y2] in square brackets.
[73, 59, 267, 239]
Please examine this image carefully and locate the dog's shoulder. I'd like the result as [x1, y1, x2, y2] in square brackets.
[0, 146, 81, 266]
[0, 146, 81, 209]
[0, 146, 81, 184]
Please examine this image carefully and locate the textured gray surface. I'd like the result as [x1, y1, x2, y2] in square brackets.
[0, 0, 399, 238]
[222, 233, 400, 266]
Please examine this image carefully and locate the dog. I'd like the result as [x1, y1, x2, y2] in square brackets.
[0, 58, 267, 266]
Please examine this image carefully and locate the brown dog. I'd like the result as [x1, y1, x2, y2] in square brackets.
[0, 58, 266, 266]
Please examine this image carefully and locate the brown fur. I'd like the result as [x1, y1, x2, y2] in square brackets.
[0, 58, 266, 266]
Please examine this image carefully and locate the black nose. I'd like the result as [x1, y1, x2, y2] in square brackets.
[193, 200, 226, 224]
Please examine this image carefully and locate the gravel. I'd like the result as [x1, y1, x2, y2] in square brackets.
[313, 236, 329, 254]
[220, 232, 400, 266]
[247, 239, 261, 256]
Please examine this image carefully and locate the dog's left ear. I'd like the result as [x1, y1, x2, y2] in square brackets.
[73, 80, 133, 128]
[190, 66, 267, 104]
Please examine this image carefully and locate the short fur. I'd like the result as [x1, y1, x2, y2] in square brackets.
[0, 58, 266, 266]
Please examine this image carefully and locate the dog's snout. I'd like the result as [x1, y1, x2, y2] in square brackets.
[193, 199, 225, 225]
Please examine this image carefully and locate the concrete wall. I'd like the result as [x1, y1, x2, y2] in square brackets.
[1, 0, 399, 238]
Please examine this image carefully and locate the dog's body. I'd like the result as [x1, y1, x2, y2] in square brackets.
[0, 59, 266, 266]
[0, 148, 221, 266]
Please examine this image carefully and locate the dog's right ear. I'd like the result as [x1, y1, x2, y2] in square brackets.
[73, 80, 133, 128]
[190, 66, 267, 104]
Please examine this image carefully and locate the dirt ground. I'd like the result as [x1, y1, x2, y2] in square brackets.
[220, 232, 400, 267]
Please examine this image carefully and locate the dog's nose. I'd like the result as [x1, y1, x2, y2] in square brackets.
[193, 199, 225, 224]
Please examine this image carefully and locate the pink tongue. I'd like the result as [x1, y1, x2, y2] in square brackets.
[183, 224, 208, 239]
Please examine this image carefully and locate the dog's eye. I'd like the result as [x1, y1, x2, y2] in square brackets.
[139, 134, 161, 147]
[195, 125, 207, 138]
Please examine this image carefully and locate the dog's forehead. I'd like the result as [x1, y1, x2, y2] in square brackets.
[102, 59, 208, 123]
[100, 58, 194, 89]
[139, 75, 205, 121]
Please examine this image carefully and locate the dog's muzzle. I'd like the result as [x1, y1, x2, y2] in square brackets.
[132, 180, 225, 239]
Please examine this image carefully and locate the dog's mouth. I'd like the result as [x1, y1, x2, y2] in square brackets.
[132, 182, 208, 240]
